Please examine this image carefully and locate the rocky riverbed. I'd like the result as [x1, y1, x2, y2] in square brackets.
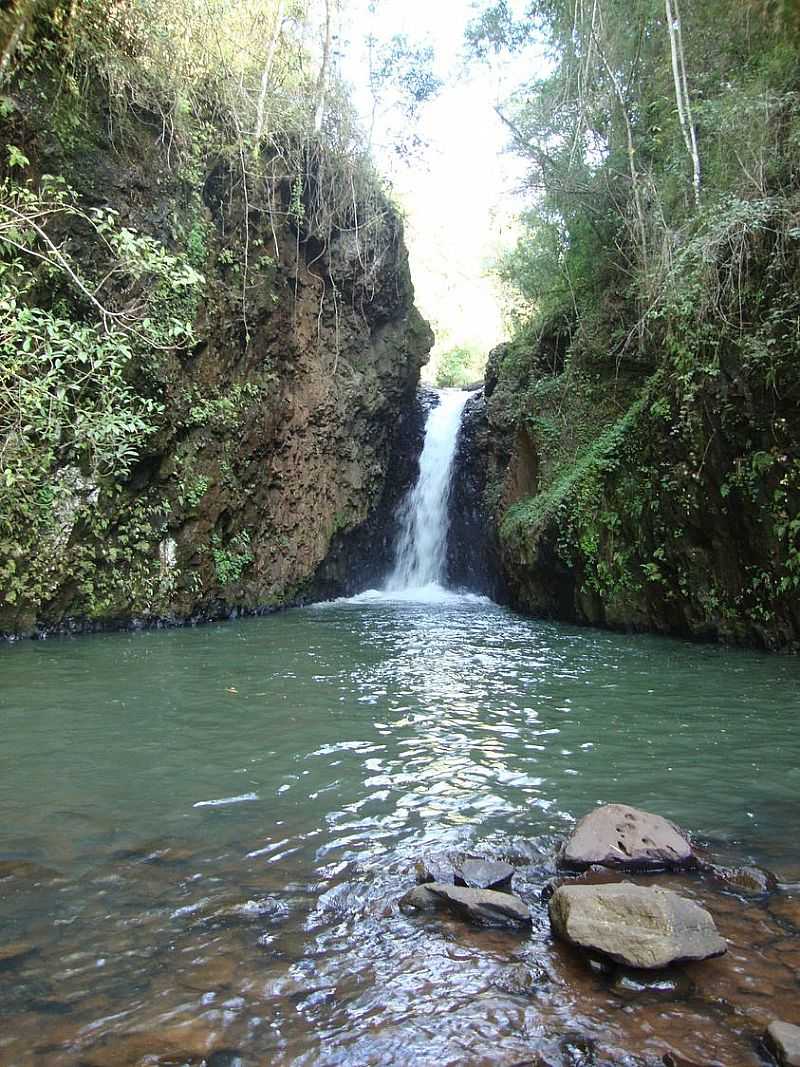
[1, 803, 799, 1066]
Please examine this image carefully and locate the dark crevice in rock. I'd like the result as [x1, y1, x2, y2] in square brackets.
[446, 388, 506, 599]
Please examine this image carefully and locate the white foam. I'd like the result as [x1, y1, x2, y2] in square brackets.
[315, 584, 491, 608]
[192, 792, 259, 808]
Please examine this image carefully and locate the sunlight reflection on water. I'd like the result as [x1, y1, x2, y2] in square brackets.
[1, 601, 799, 1064]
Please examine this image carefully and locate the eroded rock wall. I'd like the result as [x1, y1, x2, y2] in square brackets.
[478, 338, 800, 651]
[0, 76, 432, 636]
[446, 390, 505, 599]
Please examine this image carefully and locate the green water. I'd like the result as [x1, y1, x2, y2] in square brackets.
[1, 597, 799, 1065]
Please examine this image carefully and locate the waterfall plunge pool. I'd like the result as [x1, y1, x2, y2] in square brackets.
[1, 599, 799, 1066]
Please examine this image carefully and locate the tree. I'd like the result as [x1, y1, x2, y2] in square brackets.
[313, 0, 334, 131]
[254, 0, 285, 144]
[665, 0, 701, 206]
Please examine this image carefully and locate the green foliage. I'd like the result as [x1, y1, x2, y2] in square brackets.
[183, 473, 209, 509]
[187, 382, 265, 431]
[471, 0, 800, 644]
[211, 529, 253, 586]
[0, 0, 430, 633]
[0, 173, 207, 624]
[435, 343, 480, 388]
[6, 145, 30, 170]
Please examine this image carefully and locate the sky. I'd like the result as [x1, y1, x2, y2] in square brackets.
[339, 0, 536, 378]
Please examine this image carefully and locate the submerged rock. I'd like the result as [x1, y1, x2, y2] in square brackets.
[179, 895, 288, 929]
[0, 942, 36, 968]
[458, 859, 515, 891]
[612, 970, 693, 999]
[558, 805, 696, 872]
[415, 854, 515, 891]
[0, 859, 62, 887]
[178, 955, 237, 992]
[493, 961, 550, 995]
[549, 883, 726, 969]
[770, 894, 800, 931]
[711, 864, 778, 896]
[766, 1020, 800, 1066]
[402, 881, 532, 928]
[80, 1020, 221, 1066]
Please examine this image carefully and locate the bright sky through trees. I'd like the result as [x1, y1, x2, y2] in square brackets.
[341, 0, 536, 380]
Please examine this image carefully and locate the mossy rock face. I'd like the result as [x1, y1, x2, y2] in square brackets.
[0, 49, 432, 637]
[475, 297, 800, 650]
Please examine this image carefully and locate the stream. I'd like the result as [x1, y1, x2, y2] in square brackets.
[1, 600, 799, 1065]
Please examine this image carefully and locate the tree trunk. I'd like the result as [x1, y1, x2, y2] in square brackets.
[591, 6, 648, 262]
[253, 0, 285, 145]
[313, 0, 333, 133]
[0, 0, 37, 85]
[665, 0, 701, 206]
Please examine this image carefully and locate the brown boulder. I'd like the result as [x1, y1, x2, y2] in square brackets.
[558, 804, 696, 872]
[402, 882, 531, 928]
[549, 882, 726, 969]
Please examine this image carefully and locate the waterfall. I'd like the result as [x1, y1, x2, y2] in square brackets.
[387, 389, 472, 592]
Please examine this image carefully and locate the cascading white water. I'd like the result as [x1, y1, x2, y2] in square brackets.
[387, 389, 472, 592]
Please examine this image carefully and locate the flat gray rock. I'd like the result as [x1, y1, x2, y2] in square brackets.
[414, 852, 462, 885]
[402, 881, 531, 928]
[415, 854, 515, 891]
[402, 884, 442, 912]
[766, 1020, 800, 1067]
[549, 882, 726, 969]
[457, 858, 514, 892]
[558, 804, 696, 871]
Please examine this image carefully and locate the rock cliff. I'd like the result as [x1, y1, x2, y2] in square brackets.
[0, 64, 432, 637]
[477, 330, 800, 651]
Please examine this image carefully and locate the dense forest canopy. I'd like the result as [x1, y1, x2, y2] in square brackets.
[469, 0, 800, 347]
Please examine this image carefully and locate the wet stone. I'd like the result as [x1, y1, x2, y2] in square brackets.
[189, 895, 288, 928]
[0, 942, 37, 968]
[179, 955, 237, 992]
[770, 894, 800, 931]
[493, 961, 550, 995]
[710, 864, 778, 896]
[661, 1055, 711, 1067]
[612, 969, 693, 999]
[414, 852, 462, 885]
[558, 805, 697, 872]
[402, 881, 532, 928]
[112, 841, 196, 865]
[206, 1053, 246, 1067]
[79, 1019, 221, 1066]
[586, 955, 614, 976]
[549, 883, 726, 969]
[415, 853, 514, 891]
[766, 1020, 800, 1067]
[457, 858, 515, 892]
[558, 1033, 598, 1065]
[0, 859, 62, 888]
[543, 866, 627, 903]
